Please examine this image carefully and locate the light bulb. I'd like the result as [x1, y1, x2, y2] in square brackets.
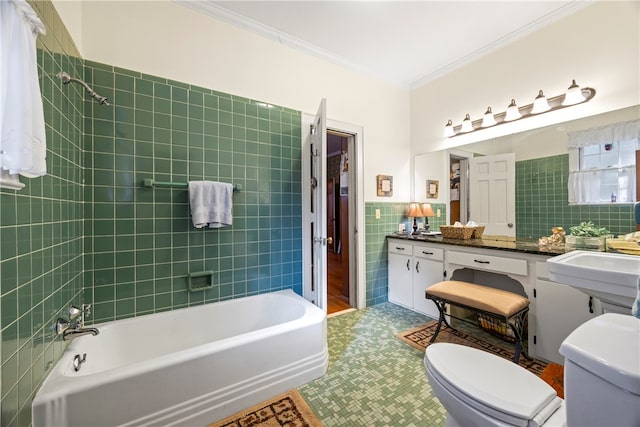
[562, 79, 586, 106]
[443, 119, 455, 137]
[460, 114, 473, 133]
[531, 90, 551, 114]
[481, 107, 497, 127]
[504, 99, 521, 121]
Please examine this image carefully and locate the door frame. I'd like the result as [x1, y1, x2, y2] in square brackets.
[302, 114, 365, 310]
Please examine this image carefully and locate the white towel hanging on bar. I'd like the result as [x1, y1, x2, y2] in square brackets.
[0, 0, 47, 186]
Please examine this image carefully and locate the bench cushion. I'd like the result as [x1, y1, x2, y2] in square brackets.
[426, 280, 529, 318]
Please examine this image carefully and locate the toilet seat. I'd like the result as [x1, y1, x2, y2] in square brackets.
[425, 343, 563, 426]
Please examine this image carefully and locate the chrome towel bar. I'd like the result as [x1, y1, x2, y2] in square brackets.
[142, 178, 241, 191]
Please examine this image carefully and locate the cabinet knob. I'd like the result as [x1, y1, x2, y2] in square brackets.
[406, 259, 410, 270]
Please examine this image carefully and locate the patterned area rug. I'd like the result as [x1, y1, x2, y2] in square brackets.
[396, 320, 549, 376]
[209, 389, 322, 427]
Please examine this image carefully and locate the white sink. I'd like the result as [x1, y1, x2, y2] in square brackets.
[547, 250, 640, 309]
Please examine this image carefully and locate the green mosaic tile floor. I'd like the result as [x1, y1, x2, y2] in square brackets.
[299, 303, 447, 426]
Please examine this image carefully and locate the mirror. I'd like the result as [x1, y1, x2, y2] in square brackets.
[414, 104, 639, 231]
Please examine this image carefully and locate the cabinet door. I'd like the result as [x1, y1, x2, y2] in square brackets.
[388, 252, 413, 309]
[413, 257, 443, 318]
[536, 279, 600, 365]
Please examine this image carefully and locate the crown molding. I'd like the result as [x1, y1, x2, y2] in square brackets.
[175, 0, 398, 86]
[176, 0, 592, 91]
[409, 1, 593, 90]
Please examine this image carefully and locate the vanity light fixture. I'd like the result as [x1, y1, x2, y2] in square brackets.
[443, 80, 596, 137]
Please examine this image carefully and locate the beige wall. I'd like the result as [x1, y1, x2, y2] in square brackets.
[411, 1, 640, 155]
[52, 0, 412, 202]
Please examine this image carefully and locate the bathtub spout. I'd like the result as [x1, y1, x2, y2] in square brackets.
[63, 327, 99, 341]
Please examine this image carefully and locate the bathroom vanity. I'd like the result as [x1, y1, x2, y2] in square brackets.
[387, 235, 601, 364]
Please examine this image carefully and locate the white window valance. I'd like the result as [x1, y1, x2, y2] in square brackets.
[567, 119, 640, 148]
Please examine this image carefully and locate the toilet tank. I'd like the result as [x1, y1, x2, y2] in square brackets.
[560, 313, 640, 427]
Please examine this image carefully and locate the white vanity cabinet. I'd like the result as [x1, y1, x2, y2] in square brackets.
[534, 261, 601, 365]
[388, 240, 444, 318]
[412, 243, 444, 318]
[388, 241, 414, 309]
[387, 237, 605, 362]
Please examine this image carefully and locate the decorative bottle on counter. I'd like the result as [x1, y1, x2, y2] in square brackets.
[611, 193, 616, 203]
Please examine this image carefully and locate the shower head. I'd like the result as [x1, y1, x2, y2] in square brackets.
[57, 71, 110, 106]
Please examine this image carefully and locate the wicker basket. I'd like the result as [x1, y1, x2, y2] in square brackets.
[476, 313, 528, 343]
[440, 225, 474, 240]
[471, 226, 485, 239]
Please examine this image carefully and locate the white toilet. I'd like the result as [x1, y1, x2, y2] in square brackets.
[424, 313, 640, 427]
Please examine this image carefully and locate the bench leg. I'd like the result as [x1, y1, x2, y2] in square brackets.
[509, 310, 529, 363]
[429, 299, 454, 343]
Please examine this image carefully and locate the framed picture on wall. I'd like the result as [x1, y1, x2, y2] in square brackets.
[426, 180, 439, 198]
[377, 175, 393, 196]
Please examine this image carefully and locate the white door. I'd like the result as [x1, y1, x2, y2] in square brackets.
[303, 99, 328, 308]
[469, 153, 515, 239]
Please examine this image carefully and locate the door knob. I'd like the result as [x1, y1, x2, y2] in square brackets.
[326, 237, 333, 245]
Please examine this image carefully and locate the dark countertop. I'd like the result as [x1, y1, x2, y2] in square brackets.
[386, 233, 567, 256]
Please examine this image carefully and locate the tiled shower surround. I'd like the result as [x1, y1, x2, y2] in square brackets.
[0, 2, 84, 425]
[83, 60, 303, 322]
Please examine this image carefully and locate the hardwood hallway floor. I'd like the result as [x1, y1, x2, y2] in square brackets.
[327, 252, 351, 314]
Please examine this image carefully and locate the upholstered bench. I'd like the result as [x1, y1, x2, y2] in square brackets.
[425, 280, 530, 363]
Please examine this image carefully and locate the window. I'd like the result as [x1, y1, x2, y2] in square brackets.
[568, 120, 639, 204]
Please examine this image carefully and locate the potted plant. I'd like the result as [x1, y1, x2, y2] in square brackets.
[566, 221, 613, 251]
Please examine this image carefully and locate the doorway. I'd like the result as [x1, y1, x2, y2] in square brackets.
[301, 105, 365, 314]
[449, 155, 468, 225]
[327, 131, 351, 314]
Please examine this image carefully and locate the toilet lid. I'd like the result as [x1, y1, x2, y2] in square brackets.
[425, 343, 558, 422]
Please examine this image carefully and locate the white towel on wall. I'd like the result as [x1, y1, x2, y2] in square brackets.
[1, 0, 47, 179]
[188, 181, 233, 229]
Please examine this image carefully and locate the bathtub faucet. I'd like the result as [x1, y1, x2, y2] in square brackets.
[55, 304, 100, 341]
[63, 325, 100, 341]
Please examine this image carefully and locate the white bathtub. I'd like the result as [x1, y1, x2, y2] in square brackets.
[32, 289, 328, 426]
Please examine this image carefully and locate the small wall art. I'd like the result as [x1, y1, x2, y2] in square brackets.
[376, 175, 393, 197]
[426, 179, 439, 199]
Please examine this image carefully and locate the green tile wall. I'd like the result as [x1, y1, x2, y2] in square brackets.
[365, 202, 447, 306]
[82, 61, 303, 323]
[516, 154, 635, 239]
[0, 2, 84, 425]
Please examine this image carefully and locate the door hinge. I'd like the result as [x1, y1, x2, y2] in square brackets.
[533, 335, 537, 345]
[443, 270, 447, 278]
[533, 288, 537, 298]
[310, 124, 316, 135]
